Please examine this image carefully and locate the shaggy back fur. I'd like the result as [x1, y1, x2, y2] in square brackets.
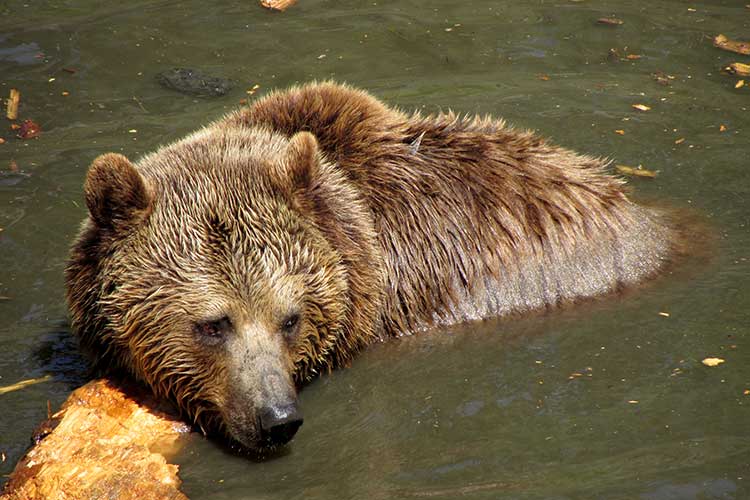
[231, 82, 673, 335]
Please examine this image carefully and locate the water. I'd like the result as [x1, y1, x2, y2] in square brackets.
[1, 1, 749, 498]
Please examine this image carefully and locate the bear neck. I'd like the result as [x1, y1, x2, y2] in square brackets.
[291, 158, 387, 374]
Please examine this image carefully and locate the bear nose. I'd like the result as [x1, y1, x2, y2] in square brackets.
[258, 402, 303, 446]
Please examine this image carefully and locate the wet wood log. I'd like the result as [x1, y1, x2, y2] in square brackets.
[0, 379, 191, 500]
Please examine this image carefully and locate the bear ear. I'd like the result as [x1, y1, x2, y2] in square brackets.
[283, 131, 320, 190]
[84, 153, 152, 230]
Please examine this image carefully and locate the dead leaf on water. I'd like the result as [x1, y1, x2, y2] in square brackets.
[260, 0, 296, 11]
[735, 80, 745, 89]
[616, 165, 658, 178]
[6, 89, 20, 120]
[17, 119, 41, 139]
[701, 357, 725, 367]
[720, 124, 728, 132]
[724, 62, 750, 77]
[597, 17, 624, 26]
[0, 375, 53, 395]
[652, 71, 675, 86]
[614, 129, 625, 135]
[632, 104, 651, 111]
[713, 34, 750, 55]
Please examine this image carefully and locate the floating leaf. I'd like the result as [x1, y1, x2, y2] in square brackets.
[16, 119, 41, 139]
[597, 17, 624, 26]
[652, 72, 674, 86]
[632, 104, 651, 111]
[6, 88, 19, 120]
[713, 34, 750, 55]
[260, 0, 297, 11]
[725, 62, 750, 76]
[701, 357, 725, 367]
[0, 375, 53, 395]
[616, 164, 657, 178]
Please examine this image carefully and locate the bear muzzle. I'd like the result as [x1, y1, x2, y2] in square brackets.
[225, 394, 303, 450]
[258, 399, 303, 446]
[222, 322, 303, 450]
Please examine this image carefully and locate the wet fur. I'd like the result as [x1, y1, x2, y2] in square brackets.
[66, 82, 675, 444]
[232, 82, 673, 335]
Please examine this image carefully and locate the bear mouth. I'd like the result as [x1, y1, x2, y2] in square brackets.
[224, 433, 297, 460]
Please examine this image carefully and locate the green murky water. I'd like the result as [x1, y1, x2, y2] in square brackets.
[1, 1, 749, 498]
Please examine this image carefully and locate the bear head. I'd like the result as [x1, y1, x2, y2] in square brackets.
[66, 126, 383, 451]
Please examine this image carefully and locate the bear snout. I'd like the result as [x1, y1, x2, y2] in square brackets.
[258, 400, 303, 446]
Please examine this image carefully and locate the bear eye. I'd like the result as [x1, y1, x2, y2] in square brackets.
[281, 313, 300, 333]
[193, 316, 231, 345]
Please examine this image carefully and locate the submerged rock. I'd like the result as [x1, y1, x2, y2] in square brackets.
[156, 68, 233, 97]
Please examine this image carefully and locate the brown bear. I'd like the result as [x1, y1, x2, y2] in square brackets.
[66, 81, 675, 451]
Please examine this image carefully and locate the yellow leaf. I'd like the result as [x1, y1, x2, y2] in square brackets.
[632, 104, 651, 111]
[714, 34, 750, 56]
[0, 375, 53, 395]
[701, 357, 725, 367]
[616, 165, 657, 178]
[726, 62, 750, 76]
